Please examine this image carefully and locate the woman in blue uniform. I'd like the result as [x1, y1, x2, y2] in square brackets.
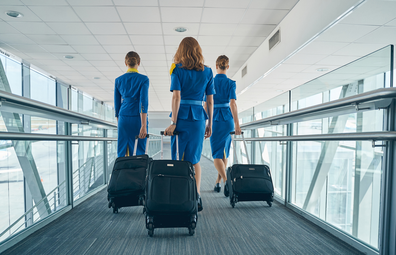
[164, 37, 215, 212]
[114, 51, 149, 157]
[209, 55, 241, 194]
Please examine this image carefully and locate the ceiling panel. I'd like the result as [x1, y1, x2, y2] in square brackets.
[86, 23, 126, 35]
[201, 8, 245, 24]
[130, 35, 164, 45]
[199, 23, 236, 36]
[46, 22, 91, 34]
[74, 7, 120, 22]
[96, 35, 130, 45]
[161, 7, 202, 23]
[27, 35, 66, 45]
[8, 22, 56, 34]
[241, 9, 289, 25]
[29, 6, 80, 22]
[160, 0, 204, 7]
[162, 23, 200, 35]
[0, 22, 22, 33]
[0, 33, 36, 44]
[249, 0, 298, 10]
[61, 35, 99, 45]
[113, 0, 158, 6]
[117, 7, 161, 22]
[72, 45, 106, 54]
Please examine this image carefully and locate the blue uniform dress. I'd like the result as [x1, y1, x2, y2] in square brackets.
[210, 74, 237, 159]
[170, 63, 215, 165]
[114, 68, 149, 157]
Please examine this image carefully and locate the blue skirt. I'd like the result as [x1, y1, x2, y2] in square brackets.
[117, 115, 147, 157]
[210, 118, 234, 159]
[171, 119, 205, 165]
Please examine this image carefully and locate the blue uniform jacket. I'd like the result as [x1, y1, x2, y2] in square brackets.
[170, 63, 215, 120]
[213, 74, 236, 121]
[114, 69, 149, 117]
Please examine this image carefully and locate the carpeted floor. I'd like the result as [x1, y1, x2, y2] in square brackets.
[3, 143, 363, 255]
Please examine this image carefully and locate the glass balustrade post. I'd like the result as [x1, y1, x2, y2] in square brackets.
[103, 129, 108, 185]
[285, 90, 292, 205]
[65, 123, 73, 208]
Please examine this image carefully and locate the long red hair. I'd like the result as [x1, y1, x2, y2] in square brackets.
[174, 37, 205, 71]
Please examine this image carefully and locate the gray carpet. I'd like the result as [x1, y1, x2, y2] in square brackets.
[3, 143, 362, 255]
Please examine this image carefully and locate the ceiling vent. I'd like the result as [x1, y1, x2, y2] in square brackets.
[269, 29, 281, 50]
[241, 65, 247, 78]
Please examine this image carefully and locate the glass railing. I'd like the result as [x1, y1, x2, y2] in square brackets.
[0, 85, 161, 248]
[202, 45, 395, 254]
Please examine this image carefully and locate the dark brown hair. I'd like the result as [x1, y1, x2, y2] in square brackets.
[216, 55, 229, 70]
[125, 51, 140, 67]
[174, 37, 204, 71]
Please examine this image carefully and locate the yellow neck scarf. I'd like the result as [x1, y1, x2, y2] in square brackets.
[127, 68, 138, 73]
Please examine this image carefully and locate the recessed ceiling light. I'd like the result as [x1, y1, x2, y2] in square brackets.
[93, 77, 100, 79]
[316, 68, 329, 72]
[63, 55, 74, 59]
[174, 27, 187, 33]
[6, 11, 23, 18]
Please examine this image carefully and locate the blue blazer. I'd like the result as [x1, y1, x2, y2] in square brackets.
[114, 69, 149, 117]
[213, 74, 236, 121]
[170, 63, 215, 121]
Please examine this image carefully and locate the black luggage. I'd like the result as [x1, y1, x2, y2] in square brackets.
[107, 134, 151, 214]
[145, 131, 198, 237]
[225, 132, 274, 208]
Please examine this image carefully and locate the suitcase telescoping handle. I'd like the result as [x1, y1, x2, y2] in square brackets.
[230, 131, 250, 165]
[133, 134, 150, 156]
[160, 131, 179, 160]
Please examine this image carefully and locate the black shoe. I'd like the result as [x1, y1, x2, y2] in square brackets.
[224, 182, 229, 197]
[214, 183, 221, 193]
[198, 196, 203, 212]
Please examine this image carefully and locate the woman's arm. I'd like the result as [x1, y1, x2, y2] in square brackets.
[114, 81, 121, 123]
[230, 99, 241, 135]
[205, 95, 214, 138]
[139, 78, 149, 138]
[164, 90, 181, 136]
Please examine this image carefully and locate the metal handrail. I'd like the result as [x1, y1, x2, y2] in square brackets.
[0, 132, 118, 141]
[0, 90, 117, 129]
[0, 180, 66, 239]
[232, 131, 396, 142]
[241, 87, 396, 130]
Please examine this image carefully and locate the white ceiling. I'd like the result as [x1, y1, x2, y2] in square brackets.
[236, 0, 396, 112]
[0, 0, 298, 111]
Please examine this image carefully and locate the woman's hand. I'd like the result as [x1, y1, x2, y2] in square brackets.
[139, 125, 147, 139]
[164, 125, 176, 136]
[204, 125, 212, 139]
[235, 125, 242, 136]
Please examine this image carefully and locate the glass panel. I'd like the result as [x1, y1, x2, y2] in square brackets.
[290, 140, 382, 248]
[30, 69, 56, 106]
[291, 46, 392, 110]
[0, 54, 22, 96]
[253, 92, 290, 120]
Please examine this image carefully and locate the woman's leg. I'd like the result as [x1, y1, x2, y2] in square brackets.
[194, 163, 201, 194]
[214, 158, 227, 182]
[223, 156, 228, 183]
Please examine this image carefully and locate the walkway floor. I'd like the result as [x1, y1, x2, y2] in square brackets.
[3, 146, 362, 255]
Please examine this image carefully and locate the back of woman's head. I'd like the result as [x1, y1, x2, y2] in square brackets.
[216, 55, 229, 70]
[125, 51, 140, 67]
[174, 37, 204, 71]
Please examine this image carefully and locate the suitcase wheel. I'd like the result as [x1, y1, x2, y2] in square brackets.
[113, 207, 118, 214]
[142, 208, 146, 214]
[147, 223, 154, 237]
[231, 201, 235, 208]
[267, 201, 272, 207]
[188, 228, 195, 236]
[108, 201, 112, 208]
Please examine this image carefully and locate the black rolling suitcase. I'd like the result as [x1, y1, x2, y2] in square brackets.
[225, 132, 274, 208]
[145, 131, 198, 237]
[107, 134, 151, 214]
